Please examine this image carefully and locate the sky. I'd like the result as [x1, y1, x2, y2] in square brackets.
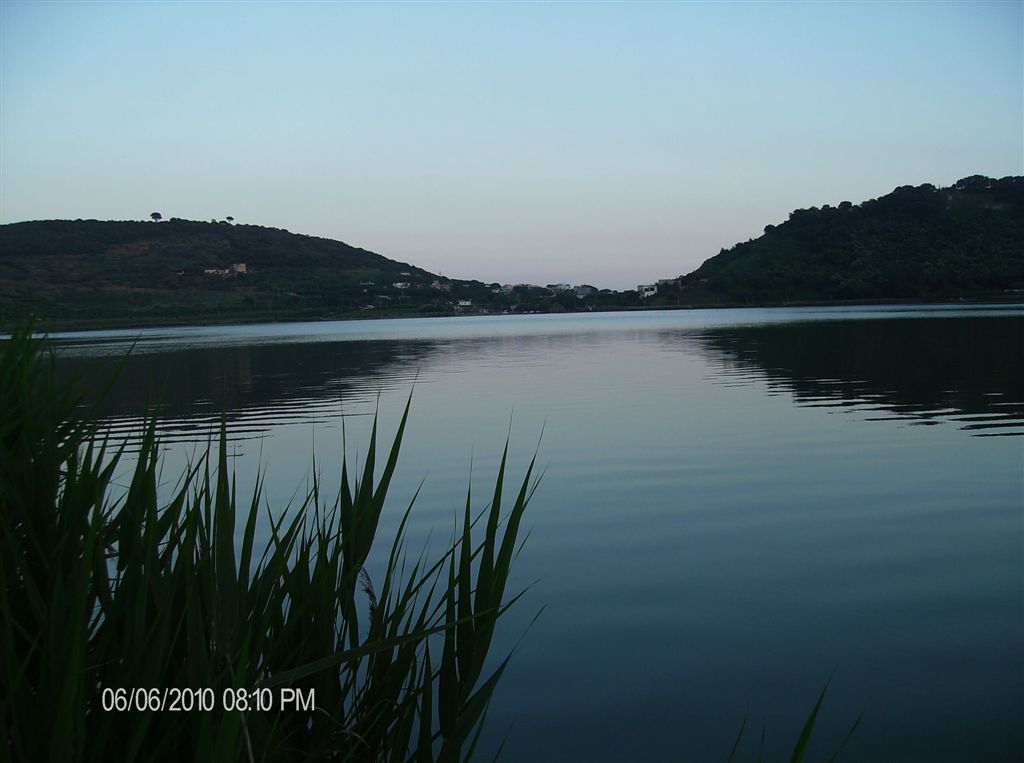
[1, 1, 1021, 289]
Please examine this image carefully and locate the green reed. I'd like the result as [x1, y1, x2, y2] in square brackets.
[0, 325, 538, 762]
[724, 682, 862, 763]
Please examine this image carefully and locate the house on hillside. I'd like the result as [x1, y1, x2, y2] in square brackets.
[203, 263, 247, 277]
[638, 284, 658, 299]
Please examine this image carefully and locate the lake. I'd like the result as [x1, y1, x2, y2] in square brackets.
[50, 305, 1023, 763]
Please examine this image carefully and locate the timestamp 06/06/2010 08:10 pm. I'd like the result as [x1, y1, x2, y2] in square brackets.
[100, 686, 316, 714]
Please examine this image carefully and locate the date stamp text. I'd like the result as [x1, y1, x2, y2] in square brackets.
[101, 687, 316, 713]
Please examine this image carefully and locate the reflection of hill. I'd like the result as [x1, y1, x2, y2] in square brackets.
[684, 316, 1024, 436]
[54, 338, 438, 442]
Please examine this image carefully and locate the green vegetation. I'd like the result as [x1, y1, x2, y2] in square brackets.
[727, 683, 861, 763]
[657, 175, 1024, 306]
[0, 327, 866, 761]
[1, 175, 1021, 330]
[0, 219, 627, 329]
[0, 326, 539, 761]
[0, 218, 449, 329]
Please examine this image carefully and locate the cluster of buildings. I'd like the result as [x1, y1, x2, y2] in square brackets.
[202, 262, 247, 277]
[637, 276, 684, 299]
[361, 278, 455, 292]
[488, 283, 599, 298]
[193, 264, 689, 307]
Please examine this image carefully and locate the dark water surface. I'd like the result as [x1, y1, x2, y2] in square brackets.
[51, 305, 1023, 762]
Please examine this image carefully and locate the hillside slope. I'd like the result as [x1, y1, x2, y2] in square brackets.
[665, 175, 1024, 305]
[0, 218, 452, 328]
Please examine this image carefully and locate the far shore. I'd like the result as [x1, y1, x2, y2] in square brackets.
[12, 295, 1023, 337]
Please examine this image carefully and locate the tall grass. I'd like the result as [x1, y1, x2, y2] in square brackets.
[0, 326, 539, 762]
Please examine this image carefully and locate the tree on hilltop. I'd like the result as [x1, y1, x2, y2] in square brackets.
[150, 212, 162, 222]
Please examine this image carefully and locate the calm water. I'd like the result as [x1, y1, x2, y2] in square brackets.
[51, 305, 1023, 762]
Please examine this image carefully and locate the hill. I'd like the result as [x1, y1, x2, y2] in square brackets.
[0, 218, 481, 328]
[655, 175, 1024, 306]
[4, 175, 1022, 330]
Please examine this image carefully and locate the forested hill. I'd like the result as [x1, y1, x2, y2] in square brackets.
[668, 175, 1024, 305]
[0, 218, 430, 275]
[4, 175, 1022, 330]
[0, 218, 453, 328]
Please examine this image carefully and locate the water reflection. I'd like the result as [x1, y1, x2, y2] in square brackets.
[54, 338, 440, 443]
[680, 316, 1024, 436]
[42, 307, 1023, 762]
[56, 313, 1024, 443]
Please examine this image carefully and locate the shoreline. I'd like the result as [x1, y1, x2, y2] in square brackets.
[14, 295, 1024, 337]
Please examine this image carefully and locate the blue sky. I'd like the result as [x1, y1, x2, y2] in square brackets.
[1, 1, 1021, 288]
